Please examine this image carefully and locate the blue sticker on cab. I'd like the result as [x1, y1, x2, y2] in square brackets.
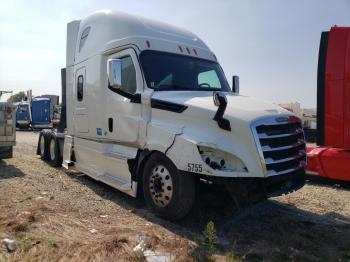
[96, 128, 102, 136]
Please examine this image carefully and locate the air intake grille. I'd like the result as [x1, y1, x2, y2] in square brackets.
[253, 117, 306, 176]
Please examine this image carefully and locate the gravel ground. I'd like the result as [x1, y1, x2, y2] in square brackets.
[0, 131, 350, 261]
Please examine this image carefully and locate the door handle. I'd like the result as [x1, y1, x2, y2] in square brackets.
[108, 118, 113, 132]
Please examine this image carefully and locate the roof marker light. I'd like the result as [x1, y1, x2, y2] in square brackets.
[186, 47, 190, 54]
[193, 49, 197, 55]
[178, 46, 183, 52]
[146, 40, 151, 48]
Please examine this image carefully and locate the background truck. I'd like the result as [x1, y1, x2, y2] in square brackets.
[306, 26, 350, 181]
[0, 102, 16, 159]
[37, 10, 306, 220]
[15, 101, 32, 129]
[35, 94, 59, 121]
[13, 92, 59, 130]
[31, 97, 52, 129]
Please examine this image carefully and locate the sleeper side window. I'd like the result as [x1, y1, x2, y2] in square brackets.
[120, 56, 137, 94]
[77, 75, 84, 101]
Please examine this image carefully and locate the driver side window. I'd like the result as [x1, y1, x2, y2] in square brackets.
[121, 56, 137, 94]
[198, 70, 221, 89]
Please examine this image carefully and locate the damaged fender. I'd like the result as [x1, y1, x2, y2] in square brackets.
[144, 121, 183, 154]
[165, 135, 249, 177]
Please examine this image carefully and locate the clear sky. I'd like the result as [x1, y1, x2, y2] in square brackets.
[1, 0, 349, 107]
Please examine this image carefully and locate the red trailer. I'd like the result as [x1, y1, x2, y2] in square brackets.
[306, 26, 350, 181]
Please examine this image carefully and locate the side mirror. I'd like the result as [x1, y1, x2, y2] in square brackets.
[213, 91, 227, 107]
[108, 59, 122, 89]
[232, 75, 239, 94]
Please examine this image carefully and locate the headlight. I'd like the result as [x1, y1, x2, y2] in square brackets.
[198, 146, 248, 172]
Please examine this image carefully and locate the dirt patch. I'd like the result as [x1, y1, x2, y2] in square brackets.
[1, 132, 350, 261]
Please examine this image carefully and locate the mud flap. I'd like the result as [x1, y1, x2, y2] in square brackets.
[62, 135, 74, 169]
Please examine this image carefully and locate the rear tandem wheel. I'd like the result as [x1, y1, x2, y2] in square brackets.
[48, 133, 62, 167]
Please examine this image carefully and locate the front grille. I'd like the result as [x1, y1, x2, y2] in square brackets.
[253, 116, 306, 176]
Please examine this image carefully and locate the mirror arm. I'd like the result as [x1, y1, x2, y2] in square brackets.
[107, 84, 141, 104]
[213, 92, 231, 131]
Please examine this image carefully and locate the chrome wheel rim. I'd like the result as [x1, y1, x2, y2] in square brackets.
[149, 165, 173, 207]
[40, 135, 45, 156]
[50, 138, 55, 160]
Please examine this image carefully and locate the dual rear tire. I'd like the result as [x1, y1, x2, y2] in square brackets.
[37, 131, 62, 167]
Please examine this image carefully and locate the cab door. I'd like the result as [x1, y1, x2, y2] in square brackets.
[105, 49, 143, 145]
[74, 66, 89, 133]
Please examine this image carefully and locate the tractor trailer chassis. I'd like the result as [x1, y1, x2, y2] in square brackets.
[36, 11, 306, 220]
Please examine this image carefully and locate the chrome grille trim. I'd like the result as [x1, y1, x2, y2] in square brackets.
[261, 140, 305, 152]
[264, 152, 306, 165]
[251, 115, 306, 177]
[257, 128, 303, 139]
[267, 165, 305, 176]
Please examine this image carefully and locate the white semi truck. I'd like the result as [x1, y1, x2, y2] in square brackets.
[0, 102, 16, 159]
[38, 10, 306, 220]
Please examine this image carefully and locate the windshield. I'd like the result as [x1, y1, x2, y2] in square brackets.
[140, 51, 231, 92]
[19, 105, 28, 112]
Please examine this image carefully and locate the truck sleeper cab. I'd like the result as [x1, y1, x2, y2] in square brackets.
[32, 98, 52, 129]
[16, 102, 31, 129]
[38, 11, 306, 220]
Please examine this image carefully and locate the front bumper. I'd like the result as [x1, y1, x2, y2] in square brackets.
[32, 123, 52, 129]
[17, 120, 30, 125]
[264, 169, 305, 197]
[212, 168, 305, 200]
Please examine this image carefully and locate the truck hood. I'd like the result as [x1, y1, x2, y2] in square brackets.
[149, 91, 294, 177]
[151, 91, 291, 123]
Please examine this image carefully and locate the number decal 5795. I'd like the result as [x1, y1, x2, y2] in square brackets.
[187, 163, 203, 173]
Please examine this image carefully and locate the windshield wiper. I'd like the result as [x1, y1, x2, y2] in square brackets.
[154, 84, 192, 91]
[195, 87, 222, 91]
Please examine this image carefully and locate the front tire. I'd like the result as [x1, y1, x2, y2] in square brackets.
[143, 152, 195, 221]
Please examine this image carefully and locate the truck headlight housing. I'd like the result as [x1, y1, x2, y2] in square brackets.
[198, 146, 247, 172]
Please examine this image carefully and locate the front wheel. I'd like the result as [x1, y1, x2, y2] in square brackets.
[143, 153, 195, 221]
